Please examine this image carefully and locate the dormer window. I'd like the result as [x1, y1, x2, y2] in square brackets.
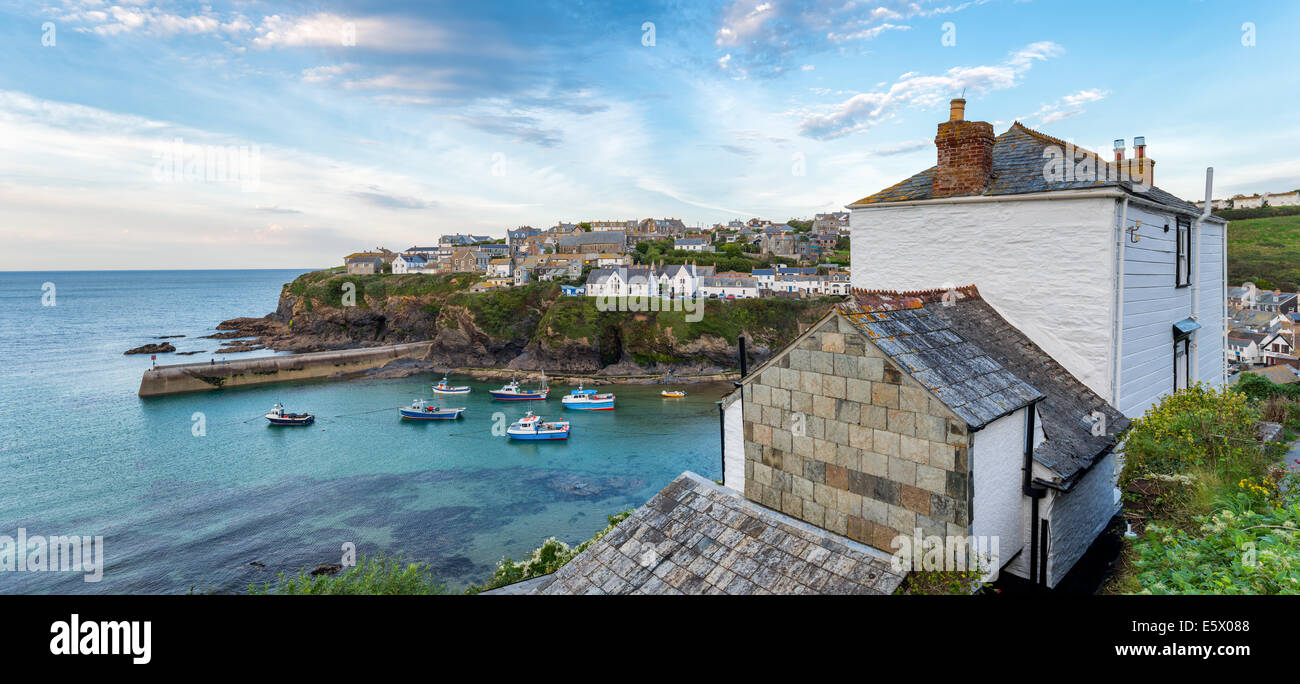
[1175, 217, 1192, 288]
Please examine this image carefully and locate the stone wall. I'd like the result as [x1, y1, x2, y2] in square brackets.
[742, 313, 973, 553]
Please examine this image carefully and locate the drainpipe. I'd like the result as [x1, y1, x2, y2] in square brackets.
[738, 335, 748, 379]
[718, 401, 726, 485]
[1112, 197, 1129, 408]
[1022, 402, 1047, 588]
[1222, 198, 1229, 385]
[1191, 168, 1214, 382]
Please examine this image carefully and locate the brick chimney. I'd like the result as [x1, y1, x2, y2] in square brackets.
[932, 98, 995, 198]
[1123, 135, 1155, 186]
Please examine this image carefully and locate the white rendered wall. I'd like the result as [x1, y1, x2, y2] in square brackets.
[1043, 452, 1121, 588]
[970, 408, 1027, 575]
[1118, 203, 1227, 417]
[850, 197, 1117, 398]
[722, 397, 744, 492]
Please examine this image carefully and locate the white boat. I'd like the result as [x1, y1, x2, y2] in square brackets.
[432, 376, 471, 395]
[265, 402, 314, 426]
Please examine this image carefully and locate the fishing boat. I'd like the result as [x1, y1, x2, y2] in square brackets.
[561, 384, 615, 411]
[399, 398, 465, 420]
[489, 376, 550, 401]
[506, 411, 570, 440]
[431, 376, 471, 395]
[265, 402, 314, 426]
[661, 390, 687, 398]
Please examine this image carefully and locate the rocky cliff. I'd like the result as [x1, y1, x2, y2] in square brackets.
[216, 270, 837, 376]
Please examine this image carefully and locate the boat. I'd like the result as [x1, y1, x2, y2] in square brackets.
[561, 384, 615, 411]
[432, 376, 471, 395]
[399, 398, 465, 420]
[265, 402, 314, 426]
[489, 376, 550, 401]
[506, 411, 570, 440]
[661, 390, 687, 398]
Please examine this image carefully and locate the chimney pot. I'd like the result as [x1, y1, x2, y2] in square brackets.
[949, 98, 966, 122]
[1134, 135, 1146, 160]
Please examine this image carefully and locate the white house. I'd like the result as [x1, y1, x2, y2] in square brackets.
[487, 258, 512, 279]
[1227, 334, 1263, 366]
[698, 276, 759, 299]
[674, 237, 715, 252]
[392, 253, 437, 274]
[1259, 332, 1297, 368]
[848, 99, 1229, 420]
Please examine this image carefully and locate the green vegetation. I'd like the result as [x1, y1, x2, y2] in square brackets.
[465, 510, 633, 594]
[632, 240, 795, 271]
[447, 282, 559, 339]
[1217, 205, 1300, 221]
[286, 271, 479, 308]
[248, 554, 448, 595]
[1226, 212, 1300, 291]
[1106, 382, 1299, 594]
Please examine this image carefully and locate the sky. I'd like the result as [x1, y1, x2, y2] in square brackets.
[1, 0, 1298, 270]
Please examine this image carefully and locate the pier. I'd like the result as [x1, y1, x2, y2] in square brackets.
[137, 342, 433, 397]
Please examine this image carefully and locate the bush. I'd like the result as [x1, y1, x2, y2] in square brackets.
[248, 553, 448, 595]
[464, 510, 632, 594]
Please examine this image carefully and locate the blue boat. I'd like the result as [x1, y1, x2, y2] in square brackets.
[561, 384, 615, 411]
[506, 411, 570, 440]
[265, 403, 314, 426]
[399, 398, 465, 420]
[432, 376, 471, 395]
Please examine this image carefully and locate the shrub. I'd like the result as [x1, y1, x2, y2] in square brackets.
[464, 510, 632, 594]
[248, 553, 448, 595]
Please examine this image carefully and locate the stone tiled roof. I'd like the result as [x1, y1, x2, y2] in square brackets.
[848, 122, 1217, 219]
[836, 286, 1127, 485]
[535, 472, 905, 595]
[838, 287, 1044, 429]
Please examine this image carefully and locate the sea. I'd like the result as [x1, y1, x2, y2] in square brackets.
[0, 270, 724, 593]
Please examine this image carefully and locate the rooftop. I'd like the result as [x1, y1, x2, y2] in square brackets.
[530, 472, 905, 595]
[849, 122, 1217, 219]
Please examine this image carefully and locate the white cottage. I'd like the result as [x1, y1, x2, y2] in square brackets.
[847, 99, 1228, 419]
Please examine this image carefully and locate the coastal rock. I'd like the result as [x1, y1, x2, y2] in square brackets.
[310, 564, 342, 576]
[175, 350, 206, 356]
[157, 335, 186, 339]
[216, 340, 264, 354]
[124, 342, 175, 355]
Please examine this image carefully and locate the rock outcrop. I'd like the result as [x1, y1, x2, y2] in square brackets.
[124, 342, 175, 355]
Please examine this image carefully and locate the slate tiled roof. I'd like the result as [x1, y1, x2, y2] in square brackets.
[533, 472, 905, 595]
[558, 231, 626, 248]
[838, 287, 1043, 429]
[836, 286, 1127, 485]
[848, 122, 1217, 219]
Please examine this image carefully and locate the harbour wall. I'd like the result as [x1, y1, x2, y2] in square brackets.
[137, 342, 433, 397]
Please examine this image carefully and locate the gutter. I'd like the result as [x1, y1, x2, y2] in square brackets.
[846, 188, 1227, 223]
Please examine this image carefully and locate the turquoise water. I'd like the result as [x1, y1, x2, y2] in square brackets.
[0, 271, 723, 593]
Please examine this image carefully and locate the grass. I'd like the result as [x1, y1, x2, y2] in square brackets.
[1226, 213, 1300, 291]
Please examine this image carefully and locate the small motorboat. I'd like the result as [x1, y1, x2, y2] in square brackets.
[265, 402, 314, 426]
[561, 384, 615, 411]
[432, 376, 471, 395]
[506, 411, 570, 441]
[489, 377, 550, 401]
[661, 390, 687, 398]
[399, 398, 465, 420]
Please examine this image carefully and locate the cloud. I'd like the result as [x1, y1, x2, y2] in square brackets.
[352, 188, 437, 210]
[301, 64, 357, 83]
[796, 41, 1064, 139]
[714, 0, 984, 75]
[452, 114, 563, 148]
[870, 139, 933, 156]
[1025, 88, 1110, 127]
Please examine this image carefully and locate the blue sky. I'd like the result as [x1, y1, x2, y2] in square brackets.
[1, 0, 1298, 269]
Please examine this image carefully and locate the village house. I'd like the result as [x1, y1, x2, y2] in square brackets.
[698, 275, 759, 299]
[848, 99, 1229, 419]
[1255, 289, 1298, 315]
[486, 257, 512, 279]
[719, 287, 1129, 588]
[557, 230, 626, 255]
[344, 254, 384, 275]
[674, 237, 715, 252]
[392, 253, 437, 274]
[1227, 334, 1265, 366]
[1233, 308, 1287, 334]
[1258, 331, 1298, 368]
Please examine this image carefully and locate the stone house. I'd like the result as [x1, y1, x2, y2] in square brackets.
[720, 287, 1127, 588]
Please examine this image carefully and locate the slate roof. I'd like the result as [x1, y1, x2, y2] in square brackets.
[531, 472, 905, 595]
[836, 286, 1127, 485]
[848, 122, 1219, 219]
[838, 288, 1043, 429]
[558, 231, 626, 248]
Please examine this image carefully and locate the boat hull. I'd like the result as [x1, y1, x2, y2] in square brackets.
[490, 391, 549, 401]
[562, 399, 614, 411]
[432, 388, 471, 395]
[399, 408, 464, 420]
[507, 429, 570, 440]
[266, 415, 314, 426]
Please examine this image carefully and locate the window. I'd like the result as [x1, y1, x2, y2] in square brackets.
[1175, 217, 1192, 287]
